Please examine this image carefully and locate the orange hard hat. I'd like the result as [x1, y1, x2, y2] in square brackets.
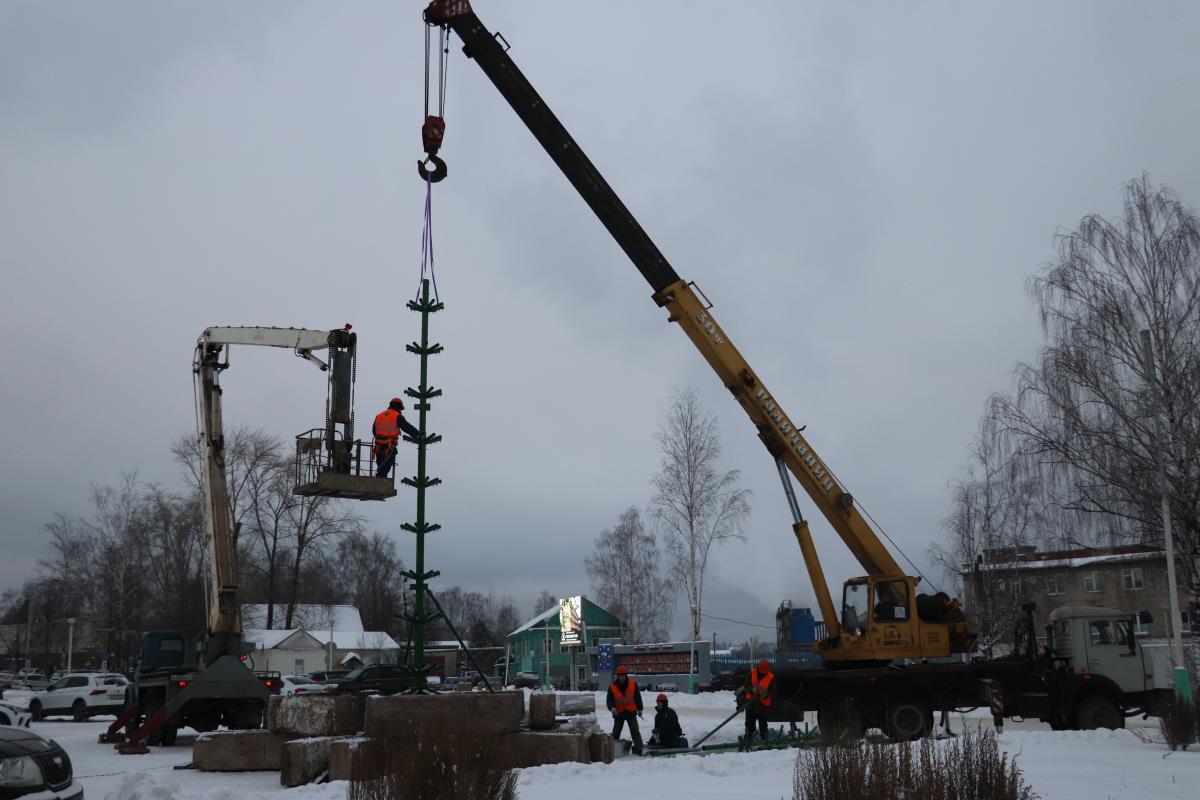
[656, 693, 668, 703]
[758, 658, 771, 672]
[616, 665, 628, 675]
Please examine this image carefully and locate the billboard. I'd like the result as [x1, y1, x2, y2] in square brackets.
[559, 596, 582, 645]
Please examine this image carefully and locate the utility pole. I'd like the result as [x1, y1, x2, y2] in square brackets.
[66, 618, 76, 673]
[1140, 329, 1193, 704]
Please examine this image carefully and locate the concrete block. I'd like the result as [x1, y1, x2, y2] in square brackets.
[328, 737, 385, 782]
[529, 693, 556, 731]
[588, 732, 614, 764]
[557, 692, 596, 716]
[365, 691, 523, 738]
[280, 737, 339, 787]
[494, 731, 590, 769]
[268, 693, 365, 737]
[193, 730, 294, 772]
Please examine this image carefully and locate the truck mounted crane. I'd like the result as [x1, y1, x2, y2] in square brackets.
[421, 0, 974, 667]
[104, 326, 393, 752]
[417, 2, 1179, 743]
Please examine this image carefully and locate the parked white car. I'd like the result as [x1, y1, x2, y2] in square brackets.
[0, 700, 32, 728]
[28, 673, 128, 721]
[280, 675, 328, 696]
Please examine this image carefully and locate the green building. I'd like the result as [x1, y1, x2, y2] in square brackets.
[506, 596, 622, 689]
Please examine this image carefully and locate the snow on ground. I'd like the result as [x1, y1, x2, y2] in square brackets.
[4, 688, 1198, 799]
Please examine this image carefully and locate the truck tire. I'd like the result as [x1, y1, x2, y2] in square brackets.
[159, 725, 179, 746]
[28, 701, 43, 722]
[1072, 695, 1124, 730]
[818, 697, 866, 741]
[72, 700, 89, 722]
[886, 698, 933, 742]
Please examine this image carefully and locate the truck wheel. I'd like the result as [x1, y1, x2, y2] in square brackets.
[72, 700, 89, 722]
[886, 698, 932, 742]
[818, 697, 866, 742]
[1073, 695, 1124, 730]
[28, 701, 43, 722]
[159, 725, 178, 746]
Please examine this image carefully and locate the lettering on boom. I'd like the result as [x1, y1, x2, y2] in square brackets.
[754, 389, 837, 493]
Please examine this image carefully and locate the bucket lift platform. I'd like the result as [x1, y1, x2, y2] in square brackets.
[293, 431, 397, 501]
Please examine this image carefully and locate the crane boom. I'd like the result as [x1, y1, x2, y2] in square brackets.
[193, 326, 345, 661]
[425, 4, 901, 574]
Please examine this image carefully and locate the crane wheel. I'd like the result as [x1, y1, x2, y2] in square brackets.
[885, 697, 933, 742]
[1072, 695, 1124, 730]
[817, 697, 866, 742]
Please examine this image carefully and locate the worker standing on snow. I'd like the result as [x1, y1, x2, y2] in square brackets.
[373, 397, 421, 477]
[606, 665, 644, 755]
[649, 693, 685, 749]
[740, 658, 775, 742]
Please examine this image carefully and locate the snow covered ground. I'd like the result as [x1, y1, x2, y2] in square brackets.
[3, 689, 1197, 799]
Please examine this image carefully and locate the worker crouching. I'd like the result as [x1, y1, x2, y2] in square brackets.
[648, 692, 686, 749]
[607, 665, 644, 755]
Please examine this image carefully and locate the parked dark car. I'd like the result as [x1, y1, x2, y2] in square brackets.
[509, 672, 541, 689]
[0, 725, 83, 799]
[307, 670, 349, 685]
[701, 670, 742, 692]
[326, 665, 408, 695]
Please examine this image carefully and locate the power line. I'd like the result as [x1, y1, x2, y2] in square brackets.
[699, 612, 773, 630]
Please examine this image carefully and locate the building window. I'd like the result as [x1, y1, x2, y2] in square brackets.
[543, 638, 552, 655]
[1082, 572, 1101, 593]
[1046, 574, 1064, 595]
[1134, 613, 1150, 636]
[995, 578, 1007, 593]
[1122, 568, 1144, 591]
[1182, 610, 1193, 634]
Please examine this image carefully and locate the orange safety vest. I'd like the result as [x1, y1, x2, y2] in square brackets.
[744, 668, 774, 707]
[374, 409, 400, 450]
[610, 678, 638, 713]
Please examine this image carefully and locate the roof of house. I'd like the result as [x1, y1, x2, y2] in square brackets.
[243, 628, 399, 651]
[240, 604, 364, 632]
[510, 606, 559, 637]
[973, 544, 1166, 573]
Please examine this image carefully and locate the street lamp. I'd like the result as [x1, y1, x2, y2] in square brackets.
[66, 618, 76, 673]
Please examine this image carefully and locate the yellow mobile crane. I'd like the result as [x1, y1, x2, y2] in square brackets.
[421, 0, 975, 667]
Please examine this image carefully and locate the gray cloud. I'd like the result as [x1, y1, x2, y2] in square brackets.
[3, 1, 1198, 642]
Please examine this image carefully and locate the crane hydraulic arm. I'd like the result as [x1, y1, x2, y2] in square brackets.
[424, 1, 974, 662]
[193, 326, 353, 662]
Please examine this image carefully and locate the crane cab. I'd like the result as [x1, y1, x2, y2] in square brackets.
[817, 575, 976, 665]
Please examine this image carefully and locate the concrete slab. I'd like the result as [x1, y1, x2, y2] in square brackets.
[364, 691, 523, 737]
[494, 731, 590, 769]
[588, 732, 614, 764]
[529, 693, 556, 731]
[268, 693, 365, 737]
[280, 736, 338, 787]
[557, 692, 597, 716]
[328, 737, 384, 782]
[193, 730, 294, 772]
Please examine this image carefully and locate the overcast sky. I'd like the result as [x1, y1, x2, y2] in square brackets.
[2, 1, 1198, 643]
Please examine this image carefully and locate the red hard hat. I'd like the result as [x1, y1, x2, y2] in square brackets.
[616, 665, 628, 675]
[656, 693, 668, 703]
[758, 658, 771, 672]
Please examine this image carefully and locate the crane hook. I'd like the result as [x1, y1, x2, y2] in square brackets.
[418, 154, 447, 183]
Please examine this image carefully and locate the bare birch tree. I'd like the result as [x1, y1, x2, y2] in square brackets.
[651, 388, 751, 679]
[991, 176, 1200, 588]
[584, 506, 673, 643]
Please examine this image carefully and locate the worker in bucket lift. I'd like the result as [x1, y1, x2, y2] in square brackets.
[606, 665, 644, 755]
[648, 693, 686, 749]
[738, 658, 775, 742]
[373, 397, 421, 478]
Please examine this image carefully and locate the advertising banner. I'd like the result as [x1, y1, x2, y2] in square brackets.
[559, 596, 582, 645]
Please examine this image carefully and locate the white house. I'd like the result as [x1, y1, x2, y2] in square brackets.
[240, 604, 400, 675]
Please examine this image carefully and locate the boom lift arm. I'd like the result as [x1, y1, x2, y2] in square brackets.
[423, 1, 973, 662]
[193, 326, 357, 663]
